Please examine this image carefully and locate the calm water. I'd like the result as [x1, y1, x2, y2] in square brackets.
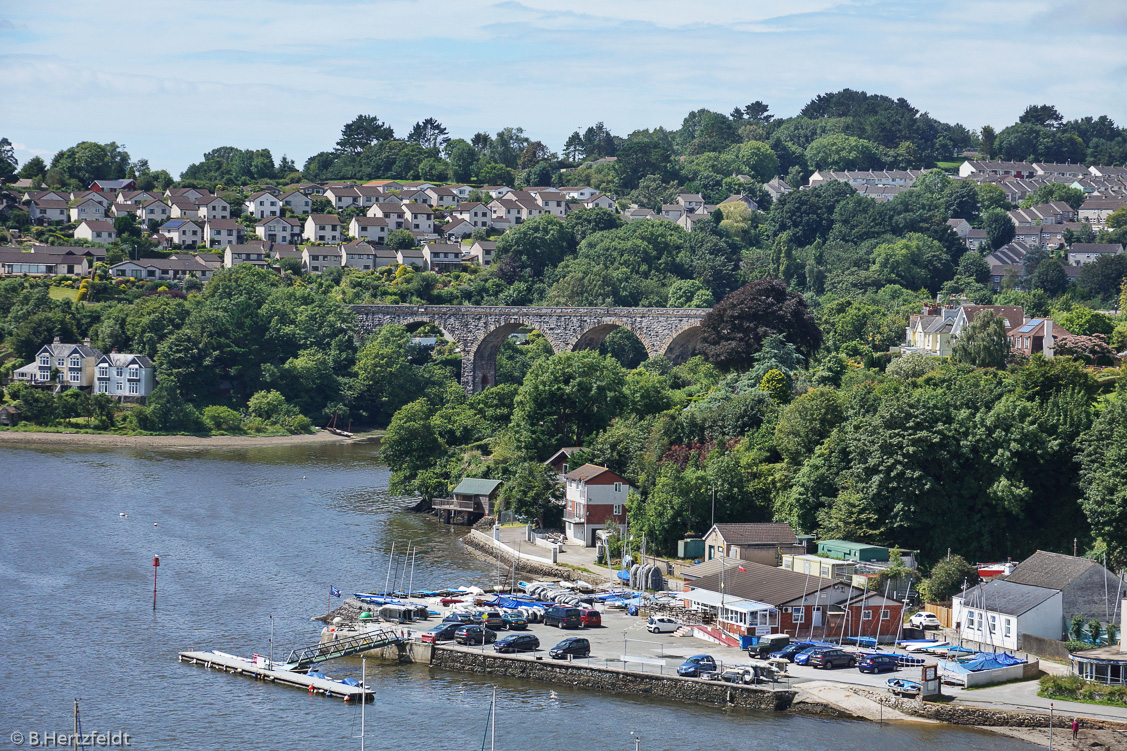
[0, 442, 1033, 750]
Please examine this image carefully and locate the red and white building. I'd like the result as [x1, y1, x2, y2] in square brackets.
[563, 464, 632, 547]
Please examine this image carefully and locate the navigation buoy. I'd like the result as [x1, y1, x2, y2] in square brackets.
[119, 512, 126, 517]
[153, 523, 158, 527]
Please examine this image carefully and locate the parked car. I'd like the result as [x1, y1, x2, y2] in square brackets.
[544, 606, 582, 629]
[770, 642, 815, 662]
[421, 622, 462, 644]
[747, 633, 789, 659]
[807, 648, 857, 669]
[792, 647, 821, 666]
[549, 637, 591, 659]
[857, 654, 900, 674]
[501, 613, 528, 630]
[677, 655, 717, 677]
[646, 616, 680, 634]
[494, 634, 540, 653]
[442, 612, 475, 625]
[454, 625, 497, 645]
[909, 612, 942, 630]
[579, 609, 601, 628]
[479, 611, 505, 630]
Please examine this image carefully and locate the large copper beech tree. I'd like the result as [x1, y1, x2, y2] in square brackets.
[697, 278, 822, 369]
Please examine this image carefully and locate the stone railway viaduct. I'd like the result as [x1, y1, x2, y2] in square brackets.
[352, 305, 710, 393]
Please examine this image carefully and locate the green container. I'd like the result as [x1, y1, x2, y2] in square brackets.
[817, 539, 889, 562]
[678, 538, 705, 559]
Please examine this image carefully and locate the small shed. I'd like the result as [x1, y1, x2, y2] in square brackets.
[0, 405, 20, 426]
[817, 539, 890, 563]
[432, 478, 503, 526]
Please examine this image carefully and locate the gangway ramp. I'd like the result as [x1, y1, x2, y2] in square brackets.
[283, 628, 404, 671]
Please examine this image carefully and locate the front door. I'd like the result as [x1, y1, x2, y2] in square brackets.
[812, 606, 823, 627]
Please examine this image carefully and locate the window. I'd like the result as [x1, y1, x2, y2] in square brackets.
[128, 367, 139, 379]
[862, 609, 873, 621]
[69, 357, 80, 368]
[116, 367, 123, 378]
[39, 355, 49, 366]
[881, 609, 891, 620]
[97, 382, 108, 393]
[57, 358, 64, 367]
[69, 372, 79, 382]
[128, 382, 138, 395]
[791, 607, 804, 624]
[1004, 618, 1012, 638]
[614, 482, 622, 493]
[989, 614, 997, 634]
[97, 366, 108, 378]
[613, 504, 622, 516]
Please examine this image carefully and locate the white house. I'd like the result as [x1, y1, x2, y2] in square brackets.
[223, 244, 268, 269]
[952, 579, 1062, 651]
[465, 240, 495, 267]
[206, 218, 244, 249]
[402, 203, 434, 234]
[278, 190, 312, 215]
[302, 245, 342, 274]
[195, 196, 230, 220]
[255, 216, 302, 245]
[73, 220, 117, 245]
[562, 463, 632, 547]
[368, 203, 405, 229]
[303, 214, 342, 243]
[94, 352, 155, 402]
[341, 241, 379, 271]
[245, 191, 281, 219]
[68, 198, 106, 223]
[583, 194, 616, 211]
[137, 199, 170, 225]
[349, 216, 388, 244]
[423, 243, 463, 273]
[452, 202, 493, 229]
[158, 219, 203, 248]
[11, 337, 101, 388]
[1067, 243, 1124, 266]
[111, 254, 219, 282]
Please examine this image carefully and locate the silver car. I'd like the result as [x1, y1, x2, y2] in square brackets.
[647, 616, 680, 633]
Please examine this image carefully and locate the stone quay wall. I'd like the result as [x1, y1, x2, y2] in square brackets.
[863, 689, 1127, 729]
[432, 645, 795, 711]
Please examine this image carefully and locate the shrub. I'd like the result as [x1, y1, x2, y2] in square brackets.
[201, 405, 244, 434]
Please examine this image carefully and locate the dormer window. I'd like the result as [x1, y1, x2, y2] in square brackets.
[39, 355, 49, 366]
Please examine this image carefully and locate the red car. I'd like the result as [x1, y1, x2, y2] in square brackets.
[579, 609, 601, 628]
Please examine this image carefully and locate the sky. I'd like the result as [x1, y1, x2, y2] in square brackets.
[2, 0, 1126, 177]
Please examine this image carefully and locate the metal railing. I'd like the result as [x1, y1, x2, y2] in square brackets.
[283, 628, 403, 671]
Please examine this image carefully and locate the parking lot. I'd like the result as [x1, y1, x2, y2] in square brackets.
[425, 606, 952, 694]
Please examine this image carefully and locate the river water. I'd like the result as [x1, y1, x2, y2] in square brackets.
[0, 442, 1033, 750]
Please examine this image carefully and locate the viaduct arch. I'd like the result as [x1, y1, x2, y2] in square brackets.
[352, 305, 710, 393]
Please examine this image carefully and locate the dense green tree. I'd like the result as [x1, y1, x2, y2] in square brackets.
[493, 215, 575, 278]
[0, 137, 17, 183]
[510, 350, 626, 458]
[445, 139, 477, 182]
[919, 555, 978, 603]
[1078, 399, 1127, 567]
[982, 208, 1016, 250]
[337, 114, 395, 154]
[805, 133, 884, 171]
[406, 118, 449, 149]
[498, 461, 565, 527]
[951, 311, 1010, 368]
[1030, 260, 1070, 296]
[613, 136, 674, 190]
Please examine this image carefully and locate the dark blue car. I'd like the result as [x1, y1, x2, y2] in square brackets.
[677, 654, 717, 677]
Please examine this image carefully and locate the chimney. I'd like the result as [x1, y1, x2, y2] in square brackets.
[53, 336, 61, 345]
[83, 337, 91, 347]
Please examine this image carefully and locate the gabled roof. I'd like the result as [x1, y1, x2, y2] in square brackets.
[956, 579, 1058, 616]
[563, 463, 625, 484]
[307, 213, 341, 225]
[1070, 243, 1123, 254]
[1003, 550, 1108, 591]
[96, 352, 153, 368]
[452, 477, 503, 496]
[689, 561, 838, 607]
[708, 523, 799, 546]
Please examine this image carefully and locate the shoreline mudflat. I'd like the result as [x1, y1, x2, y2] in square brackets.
[0, 429, 383, 449]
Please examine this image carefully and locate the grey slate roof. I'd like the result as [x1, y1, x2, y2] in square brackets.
[958, 579, 1058, 616]
[689, 561, 838, 606]
[1003, 550, 1101, 591]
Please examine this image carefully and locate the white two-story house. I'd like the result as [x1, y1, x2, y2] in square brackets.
[94, 352, 156, 402]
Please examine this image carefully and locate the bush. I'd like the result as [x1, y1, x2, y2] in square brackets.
[201, 405, 244, 434]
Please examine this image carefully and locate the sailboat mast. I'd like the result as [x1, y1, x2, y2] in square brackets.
[73, 699, 79, 751]
[360, 658, 366, 751]
[491, 687, 496, 751]
[384, 542, 396, 595]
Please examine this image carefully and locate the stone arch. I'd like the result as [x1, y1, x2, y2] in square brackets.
[467, 319, 554, 393]
[570, 321, 655, 356]
[660, 324, 704, 364]
[398, 317, 459, 346]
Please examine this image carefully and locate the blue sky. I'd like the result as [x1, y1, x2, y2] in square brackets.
[2, 0, 1126, 177]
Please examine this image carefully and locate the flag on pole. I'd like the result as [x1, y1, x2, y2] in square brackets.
[330, 585, 342, 598]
